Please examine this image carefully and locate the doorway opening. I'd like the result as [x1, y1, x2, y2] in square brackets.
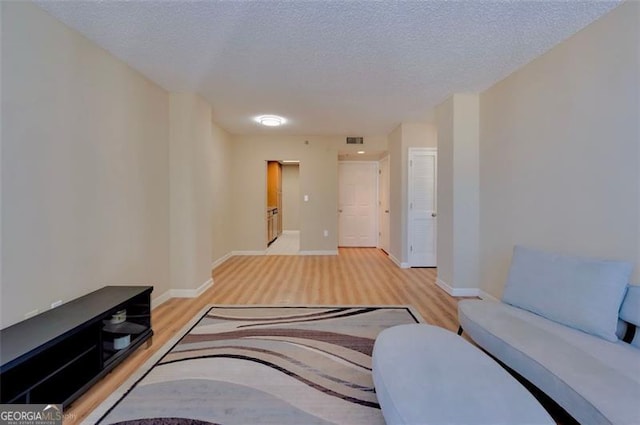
[266, 160, 300, 255]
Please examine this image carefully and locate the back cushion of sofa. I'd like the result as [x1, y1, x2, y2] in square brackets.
[620, 285, 640, 326]
[502, 245, 632, 342]
[620, 285, 640, 348]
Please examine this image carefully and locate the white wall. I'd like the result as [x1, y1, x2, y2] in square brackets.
[436, 94, 480, 292]
[231, 135, 388, 252]
[170, 93, 227, 292]
[1, 2, 170, 327]
[210, 122, 234, 264]
[0, 2, 4, 311]
[453, 96, 480, 291]
[388, 125, 403, 264]
[1, 4, 236, 326]
[388, 123, 437, 266]
[282, 164, 300, 230]
[479, 2, 639, 297]
[435, 99, 454, 286]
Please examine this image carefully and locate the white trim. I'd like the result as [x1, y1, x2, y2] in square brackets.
[151, 290, 172, 309]
[232, 250, 266, 256]
[151, 277, 217, 309]
[195, 278, 214, 297]
[389, 253, 410, 269]
[298, 250, 338, 256]
[212, 252, 232, 270]
[435, 278, 481, 297]
[451, 288, 481, 297]
[170, 278, 214, 298]
[479, 290, 499, 302]
[435, 278, 450, 294]
[281, 230, 299, 235]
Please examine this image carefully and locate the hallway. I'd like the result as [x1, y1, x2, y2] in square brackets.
[266, 230, 300, 255]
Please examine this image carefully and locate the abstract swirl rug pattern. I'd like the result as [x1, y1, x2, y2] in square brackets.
[99, 306, 422, 425]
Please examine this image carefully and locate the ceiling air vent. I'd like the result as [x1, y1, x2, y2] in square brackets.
[346, 137, 364, 145]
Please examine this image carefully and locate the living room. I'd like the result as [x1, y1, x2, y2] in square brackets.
[1, 1, 638, 424]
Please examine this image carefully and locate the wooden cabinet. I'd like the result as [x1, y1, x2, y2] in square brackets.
[0, 286, 153, 408]
[267, 161, 283, 241]
[267, 161, 281, 209]
[267, 207, 276, 245]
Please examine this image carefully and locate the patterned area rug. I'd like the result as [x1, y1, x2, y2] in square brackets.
[93, 306, 423, 425]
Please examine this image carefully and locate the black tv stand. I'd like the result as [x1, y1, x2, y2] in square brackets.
[0, 285, 153, 408]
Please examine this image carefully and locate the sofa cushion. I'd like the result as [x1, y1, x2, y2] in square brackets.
[458, 300, 640, 425]
[620, 285, 640, 349]
[502, 245, 632, 342]
[620, 285, 640, 326]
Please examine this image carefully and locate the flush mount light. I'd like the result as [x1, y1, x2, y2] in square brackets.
[255, 115, 286, 127]
[357, 151, 366, 154]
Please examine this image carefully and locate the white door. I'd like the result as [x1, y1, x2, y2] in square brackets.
[339, 162, 378, 247]
[408, 148, 437, 267]
[378, 156, 390, 254]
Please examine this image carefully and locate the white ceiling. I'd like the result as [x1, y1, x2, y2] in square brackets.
[36, 1, 620, 136]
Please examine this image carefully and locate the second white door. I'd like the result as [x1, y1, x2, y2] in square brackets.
[338, 162, 378, 247]
[408, 148, 437, 267]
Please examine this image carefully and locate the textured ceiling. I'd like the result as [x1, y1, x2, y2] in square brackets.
[36, 1, 620, 136]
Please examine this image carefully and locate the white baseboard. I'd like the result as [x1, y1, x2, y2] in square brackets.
[171, 278, 214, 298]
[151, 290, 172, 310]
[479, 290, 499, 302]
[194, 278, 214, 297]
[212, 252, 232, 270]
[151, 278, 214, 309]
[389, 254, 410, 269]
[232, 250, 266, 256]
[435, 278, 452, 294]
[435, 278, 481, 297]
[298, 250, 338, 256]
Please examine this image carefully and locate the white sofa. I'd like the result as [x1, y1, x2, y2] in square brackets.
[458, 246, 640, 425]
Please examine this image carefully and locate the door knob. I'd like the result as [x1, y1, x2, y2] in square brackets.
[339, 209, 343, 213]
[385, 210, 389, 213]
[431, 213, 437, 217]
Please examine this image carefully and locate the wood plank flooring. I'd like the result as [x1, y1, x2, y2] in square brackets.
[64, 248, 460, 424]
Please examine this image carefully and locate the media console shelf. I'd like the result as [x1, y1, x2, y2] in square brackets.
[0, 285, 153, 408]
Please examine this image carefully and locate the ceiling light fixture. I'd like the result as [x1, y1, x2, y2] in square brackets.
[357, 151, 366, 154]
[255, 115, 286, 127]
[281, 160, 300, 164]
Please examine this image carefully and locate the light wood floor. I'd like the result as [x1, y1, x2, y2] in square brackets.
[64, 248, 460, 424]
